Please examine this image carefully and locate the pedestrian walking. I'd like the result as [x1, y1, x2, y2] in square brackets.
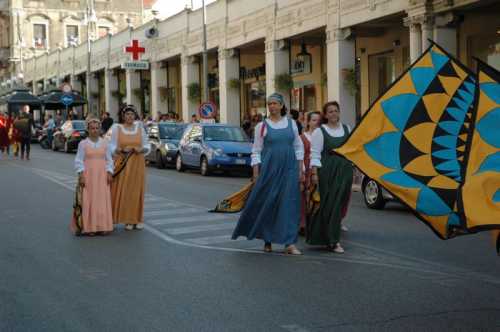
[101, 112, 114, 134]
[13, 111, 33, 160]
[109, 105, 150, 230]
[44, 115, 56, 147]
[0, 112, 9, 158]
[232, 93, 304, 255]
[299, 111, 321, 235]
[72, 118, 114, 236]
[306, 101, 353, 253]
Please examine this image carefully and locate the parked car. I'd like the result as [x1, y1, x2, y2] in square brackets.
[52, 120, 87, 153]
[145, 122, 187, 168]
[361, 174, 394, 209]
[176, 123, 252, 176]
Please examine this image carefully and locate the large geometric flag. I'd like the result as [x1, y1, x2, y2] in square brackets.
[335, 42, 484, 240]
[459, 61, 500, 235]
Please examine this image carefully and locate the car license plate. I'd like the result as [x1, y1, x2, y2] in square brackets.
[235, 159, 246, 165]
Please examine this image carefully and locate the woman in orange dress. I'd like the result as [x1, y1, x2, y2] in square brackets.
[109, 105, 150, 230]
[299, 111, 321, 234]
[72, 118, 114, 235]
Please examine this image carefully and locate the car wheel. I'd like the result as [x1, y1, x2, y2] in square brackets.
[64, 141, 70, 153]
[52, 139, 58, 151]
[175, 154, 185, 172]
[156, 150, 165, 169]
[362, 178, 386, 210]
[200, 156, 210, 176]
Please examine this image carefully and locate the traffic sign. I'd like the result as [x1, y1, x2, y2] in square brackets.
[60, 93, 74, 107]
[121, 61, 149, 70]
[198, 101, 217, 119]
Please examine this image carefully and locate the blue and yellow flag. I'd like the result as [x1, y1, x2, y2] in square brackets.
[335, 43, 500, 240]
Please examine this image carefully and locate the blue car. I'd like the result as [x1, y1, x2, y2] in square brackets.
[176, 123, 252, 176]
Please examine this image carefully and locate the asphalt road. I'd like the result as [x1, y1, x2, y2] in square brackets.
[1, 145, 500, 332]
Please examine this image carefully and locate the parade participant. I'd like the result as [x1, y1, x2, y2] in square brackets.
[0, 112, 9, 157]
[109, 105, 150, 230]
[72, 118, 114, 236]
[299, 111, 321, 235]
[307, 101, 352, 253]
[232, 93, 304, 255]
[13, 112, 33, 160]
[6, 113, 16, 157]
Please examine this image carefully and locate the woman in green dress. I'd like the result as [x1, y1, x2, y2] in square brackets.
[306, 101, 353, 253]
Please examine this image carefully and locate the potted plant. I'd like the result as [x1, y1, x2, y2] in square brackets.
[342, 68, 359, 96]
[228, 78, 241, 90]
[274, 73, 293, 91]
[187, 82, 201, 102]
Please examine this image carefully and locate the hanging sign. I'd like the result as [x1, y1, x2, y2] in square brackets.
[60, 93, 74, 107]
[121, 61, 149, 70]
[125, 40, 145, 61]
[198, 101, 217, 120]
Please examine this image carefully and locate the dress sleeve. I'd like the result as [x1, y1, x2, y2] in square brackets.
[74, 141, 86, 174]
[251, 122, 265, 166]
[109, 124, 119, 155]
[105, 141, 114, 174]
[310, 127, 324, 168]
[292, 120, 304, 161]
[140, 122, 151, 155]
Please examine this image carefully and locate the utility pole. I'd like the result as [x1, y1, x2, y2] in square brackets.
[201, 0, 208, 102]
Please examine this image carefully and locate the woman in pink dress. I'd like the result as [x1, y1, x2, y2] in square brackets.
[72, 118, 114, 236]
[299, 111, 321, 235]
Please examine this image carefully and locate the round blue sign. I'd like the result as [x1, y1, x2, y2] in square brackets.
[60, 93, 74, 107]
[198, 102, 217, 119]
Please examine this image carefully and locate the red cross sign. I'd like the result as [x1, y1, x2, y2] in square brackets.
[125, 40, 145, 61]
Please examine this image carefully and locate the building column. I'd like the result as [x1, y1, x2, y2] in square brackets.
[434, 13, 457, 56]
[104, 69, 119, 120]
[125, 69, 142, 116]
[88, 74, 99, 116]
[421, 15, 434, 51]
[70, 75, 82, 93]
[218, 48, 240, 125]
[405, 17, 422, 63]
[150, 62, 168, 121]
[326, 28, 356, 127]
[265, 39, 290, 108]
[181, 55, 200, 123]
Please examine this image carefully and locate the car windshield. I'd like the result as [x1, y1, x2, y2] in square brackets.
[72, 121, 86, 130]
[158, 124, 185, 139]
[203, 126, 249, 142]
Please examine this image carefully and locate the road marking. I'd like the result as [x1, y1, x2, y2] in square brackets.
[144, 207, 204, 218]
[186, 234, 245, 245]
[22, 163, 500, 286]
[150, 213, 233, 226]
[166, 222, 235, 235]
[281, 324, 311, 332]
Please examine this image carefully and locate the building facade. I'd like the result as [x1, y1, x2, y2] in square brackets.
[13, 0, 500, 126]
[0, 0, 147, 83]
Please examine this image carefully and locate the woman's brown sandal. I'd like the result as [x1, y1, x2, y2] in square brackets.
[263, 243, 272, 253]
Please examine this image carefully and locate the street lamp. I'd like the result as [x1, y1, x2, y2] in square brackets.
[86, 0, 97, 117]
[202, 0, 208, 102]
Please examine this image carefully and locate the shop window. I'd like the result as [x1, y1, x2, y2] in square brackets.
[467, 33, 500, 69]
[66, 25, 79, 46]
[369, 51, 395, 104]
[33, 24, 47, 49]
[291, 85, 316, 112]
[245, 81, 267, 120]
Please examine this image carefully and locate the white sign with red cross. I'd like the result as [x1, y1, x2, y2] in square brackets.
[122, 39, 149, 70]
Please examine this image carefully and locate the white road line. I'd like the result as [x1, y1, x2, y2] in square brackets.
[144, 202, 186, 209]
[144, 207, 204, 218]
[149, 214, 234, 226]
[186, 234, 244, 245]
[166, 222, 235, 235]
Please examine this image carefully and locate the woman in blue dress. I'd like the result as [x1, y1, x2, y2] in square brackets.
[232, 93, 304, 255]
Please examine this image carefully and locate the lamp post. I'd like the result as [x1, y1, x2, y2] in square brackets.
[86, 0, 97, 117]
[201, 0, 209, 102]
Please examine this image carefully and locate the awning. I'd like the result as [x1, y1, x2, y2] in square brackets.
[0, 86, 41, 109]
[39, 89, 87, 110]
